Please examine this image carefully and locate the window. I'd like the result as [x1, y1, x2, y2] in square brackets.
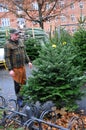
[54, 2, 58, 10]
[32, 2, 38, 10]
[59, 1, 65, 8]
[0, 4, 8, 12]
[79, 1, 84, 9]
[17, 18, 25, 26]
[55, 16, 58, 21]
[70, 3, 74, 9]
[60, 15, 66, 22]
[71, 14, 76, 22]
[45, 2, 50, 10]
[1, 18, 10, 27]
[16, 4, 23, 11]
[72, 27, 76, 33]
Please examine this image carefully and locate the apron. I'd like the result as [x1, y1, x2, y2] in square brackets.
[13, 66, 26, 85]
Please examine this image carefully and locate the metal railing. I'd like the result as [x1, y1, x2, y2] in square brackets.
[0, 96, 85, 130]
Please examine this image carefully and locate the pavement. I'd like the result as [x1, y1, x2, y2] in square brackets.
[0, 65, 86, 114]
[0, 64, 32, 100]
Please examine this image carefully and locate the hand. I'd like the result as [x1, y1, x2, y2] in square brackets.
[9, 70, 15, 77]
[28, 62, 32, 69]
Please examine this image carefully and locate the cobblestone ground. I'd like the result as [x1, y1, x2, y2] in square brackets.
[0, 64, 32, 100]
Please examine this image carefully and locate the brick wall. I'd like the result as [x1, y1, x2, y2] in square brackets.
[0, 0, 86, 34]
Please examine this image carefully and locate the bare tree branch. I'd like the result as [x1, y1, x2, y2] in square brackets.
[0, 0, 80, 29]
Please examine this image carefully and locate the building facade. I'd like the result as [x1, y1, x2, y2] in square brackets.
[0, 0, 86, 34]
[44, 0, 86, 34]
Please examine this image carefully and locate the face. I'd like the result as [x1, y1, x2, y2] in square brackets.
[10, 33, 20, 41]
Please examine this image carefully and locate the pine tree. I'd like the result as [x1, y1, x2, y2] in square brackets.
[73, 27, 86, 72]
[22, 42, 86, 111]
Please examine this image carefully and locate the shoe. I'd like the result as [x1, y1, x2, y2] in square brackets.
[17, 96, 23, 107]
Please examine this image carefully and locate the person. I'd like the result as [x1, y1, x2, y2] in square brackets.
[4, 29, 32, 105]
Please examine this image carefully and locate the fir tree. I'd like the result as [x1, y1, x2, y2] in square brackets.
[73, 27, 86, 72]
[22, 42, 86, 111]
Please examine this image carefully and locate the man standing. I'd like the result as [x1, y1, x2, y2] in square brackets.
[4, 29, 32, 104]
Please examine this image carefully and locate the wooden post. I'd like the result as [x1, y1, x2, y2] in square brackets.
[32, 24, 35, 38]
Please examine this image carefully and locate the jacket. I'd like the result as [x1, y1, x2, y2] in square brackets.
[4, 39, 30, 70]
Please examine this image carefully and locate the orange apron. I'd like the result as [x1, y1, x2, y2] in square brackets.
[13, 66, 26, 85]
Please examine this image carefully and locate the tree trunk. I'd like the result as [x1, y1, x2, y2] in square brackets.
[39, 21, 44, 29]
